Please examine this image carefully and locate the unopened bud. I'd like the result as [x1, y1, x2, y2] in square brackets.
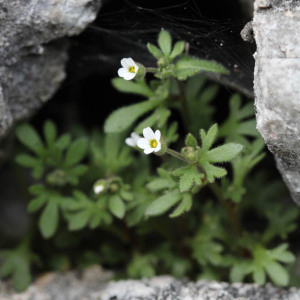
[181, 146, 198, 163]
[93, 179, 107, 195]
[157, 57, 169, 67]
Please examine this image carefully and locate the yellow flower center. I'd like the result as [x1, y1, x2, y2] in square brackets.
[149, 139, 158, 148]
[128, 66, 135, 73]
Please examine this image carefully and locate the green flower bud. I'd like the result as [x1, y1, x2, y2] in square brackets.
[157, 57, 169, 67]
[181, 146, 198, 163]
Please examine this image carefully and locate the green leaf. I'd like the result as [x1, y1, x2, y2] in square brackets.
[145, 190, 181, 216]
[207, 143, 243, 163]
[39, 201, 59, 239]
[253, 266, 265, 285]
[68, 164, 88, 176]
[134, 111, 158, 134]
[200, 124, 218, 152]
[104, 99, 161, 133]
[170, 193, 192, 218]
[15, 154, 39, 167]
[173, 166, 203, 192]
[55, 134, 71, 150]
[64, 137, 88, 167]
[265, 261, 289, 286]
[158, 30, 172, 56]
[29, 184, 46, 195]
[28, 196, 46, 213]
[185, 133, 197, 148]
[0, 240, 33, 292]
[68, 210, 92, 231]
[112, 78, 153, 97]
[147, 43, 163, 59]
[175, 57, 229, 80]
[109, 195, 126, 219]
[147, 179, 173, 192]
[170, 41, 185, 60]
[43, 120, 57, 147]
[15, 124, 44, 155]
[202, 163, 227, 182]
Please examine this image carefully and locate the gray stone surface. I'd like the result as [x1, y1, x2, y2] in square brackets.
[0, 266, 112, 300]
[253, 0, 300, 204]
[2, 271, 300, 300]
[0, 0, 102, 136]
[101, 278, 300, 300]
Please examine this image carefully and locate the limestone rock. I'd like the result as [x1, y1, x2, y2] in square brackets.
[2, 272, 300, 300]
[0, 0, 102, 136]
[253, 0, 300, 204]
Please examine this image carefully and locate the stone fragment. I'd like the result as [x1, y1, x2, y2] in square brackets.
[0, 0, 102, 137]
[253, 0, 300, 204]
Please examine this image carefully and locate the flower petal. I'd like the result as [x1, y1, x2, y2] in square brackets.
[121, 58, 130, 68]
[137, 138, 149, 149]
[131, 132, 140, 141]
[125, 138, 135, 147]
[154, 142, 161, 152]
[126, 58, 135, 66]
[154, 130, 161, 141]
[144, 148, 154, 155]
[118, 68, 128, 78]
[143, 127, 155, 140]
[123, 72, 136, 80]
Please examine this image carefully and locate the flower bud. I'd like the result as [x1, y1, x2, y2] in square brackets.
[157, 57, 169, 67]
[181, 146, 198, 163]
[93, 179, 107, 195]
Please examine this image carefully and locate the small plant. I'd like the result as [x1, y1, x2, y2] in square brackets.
[1, 30, 298, 291]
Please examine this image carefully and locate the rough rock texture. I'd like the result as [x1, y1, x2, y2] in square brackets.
[100, 278, 300, 300]
[253, 0, 300, 205]
[0, 0, 102, 136]
[0, 266, 112, 300]
[3, 272, 300, 300]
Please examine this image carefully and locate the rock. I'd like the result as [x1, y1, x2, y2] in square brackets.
[253, 0, 300, 205]
[2, 272, 300, 300]
[0, 266, 112, 300]
[100, 278, 300, 300]
[0, 0, 102, 137]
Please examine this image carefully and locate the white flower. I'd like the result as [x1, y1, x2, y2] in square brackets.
[125, 132, 141, 147]
[118, 58, 139, 80]
[137, 127, 161, 155]
[94, 185, 104, 194]
[93, 179, 106, 195]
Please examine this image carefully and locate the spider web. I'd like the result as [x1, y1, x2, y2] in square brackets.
[68, 0, 255, 97]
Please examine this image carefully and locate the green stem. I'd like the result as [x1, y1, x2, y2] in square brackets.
[146, 67, 158, 73]
[166, 148, 188, 163]
[209, 182, 243, 237]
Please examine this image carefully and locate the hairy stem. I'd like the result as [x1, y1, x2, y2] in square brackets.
[146, 67, 158, 73]
[209, 182, 243, 237]
[166, 148, 188, 163]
